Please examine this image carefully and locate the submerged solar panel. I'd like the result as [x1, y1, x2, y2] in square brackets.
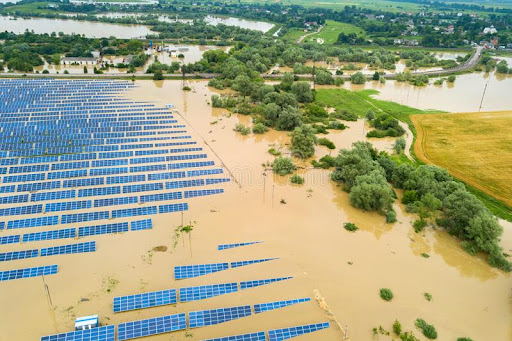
[111, 206, 157, 218]
[184, 189, 224, 198]
[117, 313, 186, 341]
[40, 325, 115, 341]
[113, 289, 177, 313]
[267, 322, 330, 341]
[0, 264, 58, 281]
[202, 332, 266, 341]
[189, 305, 252, 328]
[78, 222, 128, 237]
[23, 228, 76, 242]
[139, 192, 181, 204]
[174, 262, 229, 280]
[253, 298, 310, 314]
[0, 249, 38, 262]
[131, 219, 152, 231]
[218, 241, 262, 251]
[179, 282, 238, 302]
[40, 241, 96, 257]
[230, 258, 277, 268]
[240, 277, 293, 290]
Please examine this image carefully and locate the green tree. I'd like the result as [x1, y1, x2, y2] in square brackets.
[232, 74, 254, 98]
[350, 71, 366, 84]
[290, 82, 313, 103]
[372, 71, 380, 80]
[393, 137, 406, 154]
[272, 157, 296, 176]
[153, 69, 164, 80]
[83, 66, 88, 74]
[290, 124, 317, 158]
[276, 106, 302, 131]
[280, 72, 294, 91]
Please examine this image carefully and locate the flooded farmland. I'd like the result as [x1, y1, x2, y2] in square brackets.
[0, 78, 511, 341]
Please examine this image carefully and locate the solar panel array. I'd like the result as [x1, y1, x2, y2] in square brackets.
[40, 325, 115, 341]
[202, 332, 267, 341]
[218, 241, 262, 251]
[240, 277, 293, 290]
[0, 265, 58, 281]
[113, 289, 177, 313]
[174, 258, 278, 280]
[117, 313, 186, 341]
[254, 298, 311, 314]
[268, 322, 330, 341]
[40, 241, 96, 257]
[179, 283, 238, 302]
[189, 305, 252, 328]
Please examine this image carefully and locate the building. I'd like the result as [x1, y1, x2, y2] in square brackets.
[483, 26, 497, 34]
[61, 57, 99, 65]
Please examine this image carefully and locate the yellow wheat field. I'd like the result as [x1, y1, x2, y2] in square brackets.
[412, 111, 512, 207]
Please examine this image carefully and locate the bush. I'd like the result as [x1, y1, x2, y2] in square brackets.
[380, 288, 393, 301]
[291, 125, 317, 158]
[252, 123, 269, 134]
[386, 210, 397, 223]
[447, 75, 456, 83]
[350, 71, 366, 84]
[153, 69, 164, 80]
[393, 320, 402, 335]
[457, 338, 473, 341]
[318, 138, 335, 149]
[311, 155, 335, 169]
[42, 69, 49, 74]
[272, 157, 296, 176]
[290, 174, 304, 184]
[268, 148, 281, 156]
[343, 222, 358, 231]
[233, 124, 250, 135]
[393, 137, 406, 154]
[331, 110, 358, 121]
[327, 121, 346, 130]
[415, 319, 437, 339]
[424, 292, 432, 301]
[413, 219, 427, 232]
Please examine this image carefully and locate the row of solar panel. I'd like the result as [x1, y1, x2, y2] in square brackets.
[174, 258, 277, 280]
[0, 242, 96, 262]
[113, 277, 293, 313]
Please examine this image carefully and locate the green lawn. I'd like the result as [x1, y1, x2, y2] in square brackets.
[282, 27, 307, 43]
[306, 20, 365, 44]
[3, 2, 59, 14]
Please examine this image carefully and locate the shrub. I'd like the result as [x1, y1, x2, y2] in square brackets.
[318, 138, 335, 149]
[290, 174, 304, 184]
[331, 110, 358, 121]
[311, 155, 335, 169]
[386, 210, 397, 223]
[42, 69, 49, 74]
[252, 123, 269, 134]
[457, 338, 473, 341]
[63, 70, 69, 74]
[447, 75, 456, 83]
[421, 253, 430, 258]
[272, 157, 296, 176]
[268, 148, 281, 156]
[334, 77, 344, 86]
[153, 69, 164, 80]
[413, 219, 427, 232]
[424, 292, 432, 301]
[393, 320, 402, 335]
[233, 124, 250, 135]
[327, 121, 346, 130]
[415, 319, 437, 339]
[182, 86, 191, 91]
[393, 137, 406, 154]
[380, 288, 393, 301]
[291, 125, 317, 158]
[350, 71, 366, 84]
[343, 222, 358, 231]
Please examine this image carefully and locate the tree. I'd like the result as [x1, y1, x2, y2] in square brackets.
[290, 82, 313, 103]
[262, 103, 281, 126]
[83, 66, 88, 74]
[276, 106, 302, 131]
[447, 75, 456, 83]
[153, 69, 163, 80]
[291, 125, 317, 158]
[349, 170, 395, 213]
[315, 70, 334, 85]
[350, 71, 366, 84]
[231, 74, 254, 98]
[280, 73, 294, 91]
[393, 137, 406, 154]
[272, 157, 296, 176]
[366, 110, 375, 121]
[372, 71, 380, 80]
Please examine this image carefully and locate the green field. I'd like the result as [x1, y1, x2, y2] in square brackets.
[3, 2, 58, 14]
[282, 27, 307, 43]
[306, 20, 365, 44]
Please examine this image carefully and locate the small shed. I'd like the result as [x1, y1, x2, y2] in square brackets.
[75, 315, 99, 331]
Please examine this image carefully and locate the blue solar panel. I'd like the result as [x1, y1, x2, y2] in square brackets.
[23, 228, 76, 242]
[111, 206, 157, 218]
[202, 332, 266, 341]
[40, 325, 115, 341]
[78, 186, 120, 197]
[0, 204, 42, 216]
[159, 203, 188, 214]
[218, 241, 262, 250]
[189, 306, 252, 328]
[113, 289, 177, 313]
[94, 196, 137, 207]
[0, 249, 38, 262]
[31, 190, 75, 202]
[131, 219, 152, 231]
[117, 313, 186, 341]
[230, 258, 277, 268]
[122, 183, 162, 193]
[185, 189, 224, 198]
[0, 194, 29, 204]
[174, 262, 229, 280]
[268, 322, 330, 341]
[240, 277, 293, 290]
[0, 264, 58, 281]
[7, 215, 59, 229]
[78, 222, 128, 237]
[61, 211, 109, 224]
[0, 234, 20, 245]
[254, 298, 310, 314]
[45, 200, 91, 212]
[179, 283, 238, 302]
[139, 192, 182, 203]
[40, 241, 96, 257]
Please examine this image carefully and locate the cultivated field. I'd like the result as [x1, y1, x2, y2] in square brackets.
[412, 111, 512, 208]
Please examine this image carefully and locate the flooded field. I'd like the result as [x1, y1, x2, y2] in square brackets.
[0, 79, 511, 341]
[0, 16, 155, 38]
[204, 15, 275, 33]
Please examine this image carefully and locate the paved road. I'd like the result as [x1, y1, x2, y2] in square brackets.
[0, 47, 483, 80]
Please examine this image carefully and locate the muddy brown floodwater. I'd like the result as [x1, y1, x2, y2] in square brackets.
[0, 80, 511, 341]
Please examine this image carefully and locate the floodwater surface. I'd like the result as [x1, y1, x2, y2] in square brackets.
[204, 15, 275, 33]
[0, 80, 511, 341]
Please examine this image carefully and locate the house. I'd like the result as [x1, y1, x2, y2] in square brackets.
[61, 57, 99, 65]
[394, 39, 404, 45]
[483, 26, 497, 34]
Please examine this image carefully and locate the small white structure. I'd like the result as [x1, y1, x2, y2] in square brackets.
[166, 104, 175, 109]
[75, 315, 99, 331]
[483, 26, 497, 34]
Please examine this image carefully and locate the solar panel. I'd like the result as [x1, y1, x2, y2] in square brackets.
[240, 277, 293, 290]
[218, 241, 262, 251]
[61, 211, 109, 224]
[31, 190, 76, 202]
[184, 189, 224, 198]
[159, 203, 188, 214]
[23, 228, 76, 242]
[113, 289, 177, 313]
[117, 313, 186, 341]
[139, 192, 182, 204]
[130, 219, 152, 231]
[45, 200, 91, 212]
[78, 222, 128, 237]
[0, 234, 20, 245]
[267, 322, 330, 341]
[7, 215, 59, 229]
[0, 249, 38, 262]
[111, 206, 157, 218]
[94, 196, 137, 207]
[202, 332, 266, 341]
[0, 264, 58, 281]
[179, 283, 238, 302]
[230, 258, 277, 268]
[40, 241, 96, 256]
[174, 262, 229, 280]
[189, 305, 252, 328]
[40, 325, 115, 341]
[253, 298, 310, 314]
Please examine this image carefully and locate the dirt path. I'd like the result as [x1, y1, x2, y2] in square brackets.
[297, 25, 324, 43]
